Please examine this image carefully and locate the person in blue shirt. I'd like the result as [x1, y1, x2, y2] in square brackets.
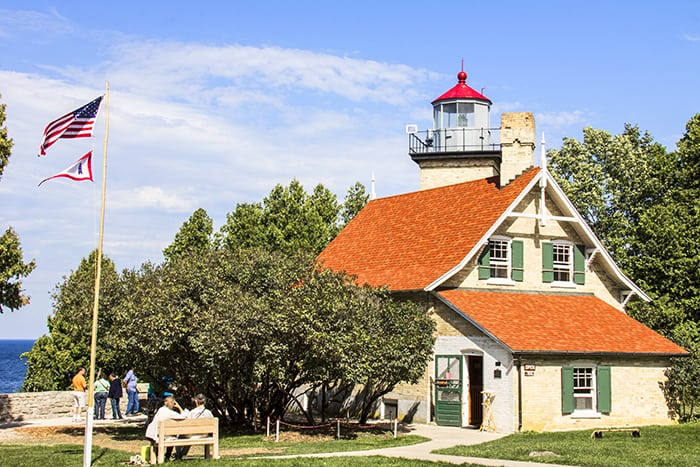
[123, 367, 140, 416]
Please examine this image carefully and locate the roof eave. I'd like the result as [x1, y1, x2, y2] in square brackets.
[513, 350, 689, 358]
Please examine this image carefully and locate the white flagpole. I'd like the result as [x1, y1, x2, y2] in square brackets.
[84, 81, 109, 467]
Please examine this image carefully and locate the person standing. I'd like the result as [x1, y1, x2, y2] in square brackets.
[123, 367, 140, 416]
[108, 373, 124, 420]
[93, 373, 110, 420]
[71, 367, 87, 423]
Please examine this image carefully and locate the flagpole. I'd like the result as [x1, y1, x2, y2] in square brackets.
[84, 81, 109, 467]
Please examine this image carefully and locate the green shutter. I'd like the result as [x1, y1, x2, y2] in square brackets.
[478, 245, 490, 280]
[542, 242, 554, 283]
[597, 366, 612, 413]
[511, 240, 524, 282]
[561, 366, 574, 414]
[574, 244, 586, 285]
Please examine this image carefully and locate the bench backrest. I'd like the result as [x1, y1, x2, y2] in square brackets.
[159, 417, 218, 437]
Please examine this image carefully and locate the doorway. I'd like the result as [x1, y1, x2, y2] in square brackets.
[467, 355, 483, 426]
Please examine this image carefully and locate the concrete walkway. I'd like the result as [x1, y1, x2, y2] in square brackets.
[255, 423, 578, 467]
[1, 417, 577, 466]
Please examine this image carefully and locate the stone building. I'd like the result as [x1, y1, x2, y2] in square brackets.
[317, 69, 687, 433]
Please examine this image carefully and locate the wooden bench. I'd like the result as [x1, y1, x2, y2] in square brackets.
[592, 427, 641, 439]
[150, 417, 219, 464]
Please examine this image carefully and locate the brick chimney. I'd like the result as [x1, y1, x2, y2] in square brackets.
[499, 112, 536, 186]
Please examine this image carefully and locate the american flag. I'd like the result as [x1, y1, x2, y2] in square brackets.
[38, 151, 94, 186]
[38, 96, 103, 156]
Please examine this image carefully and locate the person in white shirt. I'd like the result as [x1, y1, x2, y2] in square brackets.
[145, 395, 186, 461]
[174, 393, 214, 460]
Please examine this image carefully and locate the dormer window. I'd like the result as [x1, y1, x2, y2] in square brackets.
[543, 241, 586, 286]
[478, 237, 523, 283]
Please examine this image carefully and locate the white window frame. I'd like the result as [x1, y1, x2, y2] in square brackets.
[487, 236, 514, 285]
[551, 241, 575, 287]
[572, 366, 598, 418]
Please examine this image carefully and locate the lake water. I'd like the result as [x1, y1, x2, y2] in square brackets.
[0, 339, 34, 393]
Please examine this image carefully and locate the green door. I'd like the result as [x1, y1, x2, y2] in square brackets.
[435, 355, 462, 426]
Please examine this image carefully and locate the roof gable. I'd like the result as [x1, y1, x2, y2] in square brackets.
[317, 168, 540, 290]
[437, 289, 687, 355]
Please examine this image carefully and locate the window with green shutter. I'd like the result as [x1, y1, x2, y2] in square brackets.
[479, 238, 523, 282]
[562, 365, 611, 415]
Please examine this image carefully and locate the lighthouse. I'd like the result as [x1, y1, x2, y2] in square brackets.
[409, 67, 535, 190]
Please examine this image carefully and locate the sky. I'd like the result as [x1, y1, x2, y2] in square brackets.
[0, 1, 699, 339]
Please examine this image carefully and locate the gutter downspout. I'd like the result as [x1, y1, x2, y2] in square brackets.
[516, 356, 523, 432]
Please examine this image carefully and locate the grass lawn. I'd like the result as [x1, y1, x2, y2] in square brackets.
[0, 445, 468, 467]
[435, 423, 700, 467]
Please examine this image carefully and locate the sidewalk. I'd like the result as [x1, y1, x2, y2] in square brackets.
[254, 423, 579, 467]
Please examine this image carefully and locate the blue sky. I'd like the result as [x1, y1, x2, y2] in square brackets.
[1, 1, 699, 339]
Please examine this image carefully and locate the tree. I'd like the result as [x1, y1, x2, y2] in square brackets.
[549, 117, 700, 420]
[220, 179, 368, 255]
[340, 181, 369, 227]
[548, 124, 672, 271]
[0, 95, 12, 179]
[0, 228, 36, 312]
[163, 208, 214, 262]
[22, 251, 122, 390]
[0, 96, 35, 313]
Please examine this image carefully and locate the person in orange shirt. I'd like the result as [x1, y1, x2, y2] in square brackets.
[71, 367, 87, 422]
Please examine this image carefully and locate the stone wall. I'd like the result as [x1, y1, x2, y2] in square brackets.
[0, 390, 148, 423]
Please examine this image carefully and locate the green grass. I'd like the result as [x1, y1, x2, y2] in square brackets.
[435, 423, 700, 467]
[0, 445, 468, 466]
[220, 429, 429, 456]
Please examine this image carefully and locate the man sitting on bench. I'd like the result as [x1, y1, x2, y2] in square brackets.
[173, 393, 214, 460]
[145, 395, 186, 461]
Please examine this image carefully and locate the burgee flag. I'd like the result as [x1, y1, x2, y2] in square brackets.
[38, 151, 94, 186]
[38, 96, 103, 156]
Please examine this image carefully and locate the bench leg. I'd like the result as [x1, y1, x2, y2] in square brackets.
[149, 445, 157, 465]
[213, 441, 219, 460]
[157, 444, 165, 464]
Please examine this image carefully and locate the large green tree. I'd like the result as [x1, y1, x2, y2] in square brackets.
[105, 246, 434, 426]
[0, 95, 35, 313]
[548, 116, 700, 419]
[21, 251, 122, 390]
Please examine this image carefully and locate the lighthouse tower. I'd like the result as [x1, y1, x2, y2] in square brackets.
[408, 67, 535, 190]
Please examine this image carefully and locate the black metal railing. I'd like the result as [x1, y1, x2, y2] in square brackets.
[408, 127, 501, 155]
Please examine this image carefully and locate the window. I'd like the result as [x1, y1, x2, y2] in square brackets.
[478, 238, 523, 282]
[542, 242, 586, 285]
[562, 366, 611, 415]
[489, 239, 509, 279]
[552, 243, 572, 282]
[573, 367, 594, 411]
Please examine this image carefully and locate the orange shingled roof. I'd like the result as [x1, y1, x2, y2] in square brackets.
[317, 168, 540, 291]
[438, 289, 687, 355]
